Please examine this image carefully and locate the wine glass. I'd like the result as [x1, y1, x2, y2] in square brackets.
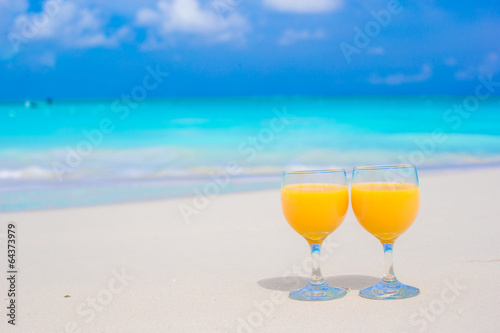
[281, 169, 349, 301]
[351, 164, 420, 300]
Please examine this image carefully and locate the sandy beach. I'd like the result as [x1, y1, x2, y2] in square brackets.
[1, 166, 500, 332]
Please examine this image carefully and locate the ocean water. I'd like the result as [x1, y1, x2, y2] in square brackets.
[1, 96, 499, 212]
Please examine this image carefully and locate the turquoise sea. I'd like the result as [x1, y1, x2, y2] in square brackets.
[1, 96, 499, 212]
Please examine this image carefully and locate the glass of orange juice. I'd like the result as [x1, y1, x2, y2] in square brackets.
[281, 169, 349, 301]
[351, 164, 420, 300]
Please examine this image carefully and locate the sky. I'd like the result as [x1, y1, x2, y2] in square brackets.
[0, 0, 500, 100]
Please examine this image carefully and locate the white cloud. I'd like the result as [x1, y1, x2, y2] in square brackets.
[369, 64, 433, 85]
[454, 70, 472, 81]
[0, 0, 28, 12]
[0, 0, 28, 59]
[454, 52, 500, 80]
[478, 52, 500, 76]
[9, 1, 130, 49]
[278, 29, 325, 45]
[444, 57, 457, 66]
[367, 46, 385, 55]
[38, 51, 56, 68]
[263, 0, 342, 14]
[71, 0, 159, 16]
[135, 0, 249, 49]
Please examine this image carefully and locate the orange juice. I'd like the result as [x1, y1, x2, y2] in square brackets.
[281, 184, 348, 244]
[351, 183, 419, 242]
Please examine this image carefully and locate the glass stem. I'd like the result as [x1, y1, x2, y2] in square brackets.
[310, 243, 326, 285]
[382, 243, 396, 283]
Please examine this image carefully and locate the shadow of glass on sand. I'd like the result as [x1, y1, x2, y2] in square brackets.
[257, 275, 380, 291]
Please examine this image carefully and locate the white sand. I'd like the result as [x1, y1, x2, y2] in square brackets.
[1, 167, 500, 332]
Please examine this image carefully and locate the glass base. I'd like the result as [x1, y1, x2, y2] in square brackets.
[359, 279, 420, 300]
[289, 281, 347, 301]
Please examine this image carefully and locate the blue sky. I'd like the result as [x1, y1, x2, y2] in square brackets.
[1, 0, 499, 99]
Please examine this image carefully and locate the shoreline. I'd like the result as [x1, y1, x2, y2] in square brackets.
[0, 163, 499, 214]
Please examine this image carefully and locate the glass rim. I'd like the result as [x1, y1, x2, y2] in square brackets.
[353, 164, 416, 170]
[283, 168, 346, 175]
